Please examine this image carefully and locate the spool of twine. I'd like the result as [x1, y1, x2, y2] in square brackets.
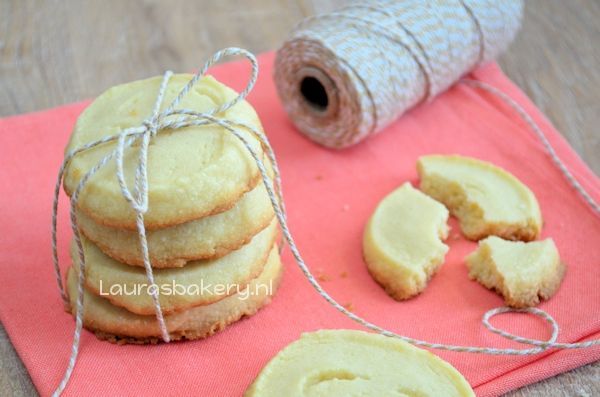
[274, 0, 523, 148]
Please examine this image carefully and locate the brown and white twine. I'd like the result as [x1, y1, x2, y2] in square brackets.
[274, 0, 523, 148]
[51, 47, 599, 396]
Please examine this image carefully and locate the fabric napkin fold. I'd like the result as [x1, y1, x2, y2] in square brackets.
[0, 51, 598, 396]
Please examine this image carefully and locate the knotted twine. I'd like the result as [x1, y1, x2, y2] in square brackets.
[274, 0, 524, 148]
[51, 47, 600, 396]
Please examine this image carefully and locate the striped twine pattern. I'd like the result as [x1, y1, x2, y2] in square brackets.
[274, 0, 523, 148]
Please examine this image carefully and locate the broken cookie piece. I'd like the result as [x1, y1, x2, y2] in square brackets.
[363, 182, 449, 300]
[418, 155, 542, 241]
[466, 236, 565, 308]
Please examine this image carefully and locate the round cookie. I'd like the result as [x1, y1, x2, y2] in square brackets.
[66, 245, 283, 344]
[245, 330, 474, 397]
[73, 220, 278, 315]
[77, 176, 275, 267]
[64, 73, 265, 230]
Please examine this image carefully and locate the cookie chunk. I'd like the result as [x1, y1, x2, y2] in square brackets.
[363, 182, 449, 300]
[418, 155, 542, 241]
[64, 74, 266, 230]
[466, 236, 565, 307]
[66, 245, 283, 343]
[245, 330, 474, 397]
[73, 220, 278, 315]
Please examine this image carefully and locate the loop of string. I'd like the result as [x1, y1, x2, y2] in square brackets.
[52, 47, 599, 396]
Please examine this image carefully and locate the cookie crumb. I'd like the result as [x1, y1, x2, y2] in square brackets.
[343, 302, 354, 312]
[315, 175, 323, 180]
[339, 271, 348, 278]
[317, 273, 331, 282]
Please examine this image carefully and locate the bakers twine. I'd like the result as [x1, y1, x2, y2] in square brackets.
[274, 0, 523, 148]
[51, 48, 599, 396]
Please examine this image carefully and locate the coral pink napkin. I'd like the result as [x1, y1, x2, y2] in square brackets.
[0, 52, 599, 396]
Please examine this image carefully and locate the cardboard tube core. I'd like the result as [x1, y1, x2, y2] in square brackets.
[297, 66, 338, 119]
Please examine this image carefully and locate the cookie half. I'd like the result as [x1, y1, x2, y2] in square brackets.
[466, 236, 565, 307]
[245, 330, 474, 396]
[73, 220, 278, 315]
[66, 245, 283, 343]
[64, 74, 266, 230]
[363, 182, 449, 300]
[418, 155, 542, 241]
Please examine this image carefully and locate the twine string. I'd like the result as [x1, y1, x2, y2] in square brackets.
[51, 47, 600, 396]
[461, 78, 600, 216]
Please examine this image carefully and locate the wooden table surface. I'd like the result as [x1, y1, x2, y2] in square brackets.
[1, 0, 598, 396]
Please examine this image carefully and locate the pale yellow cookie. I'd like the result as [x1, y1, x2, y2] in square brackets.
[466, 236, 565, 308]
[245, 329, 474, 397]
[418, 155, 542, 241]
[64, 74, 265, 230]
[73, 220, 278, 315]
[77, 176, 275, 267]
[363, 182, 449, 300]
[66, 246, 283, 343]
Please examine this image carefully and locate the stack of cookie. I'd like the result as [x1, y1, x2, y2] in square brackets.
[62, 73, 282, 344]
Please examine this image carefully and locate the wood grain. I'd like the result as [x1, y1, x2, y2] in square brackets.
[0, 0, 598, 396]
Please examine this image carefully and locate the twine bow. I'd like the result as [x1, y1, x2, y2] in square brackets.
[51, 48, 599, 397]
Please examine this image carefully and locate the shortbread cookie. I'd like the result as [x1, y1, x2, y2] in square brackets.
[73, 221, 278, 315]
[66, 246, 283, 343]
[418, 155, 542, 241]
[64, 74, 266, 230]
[363, 183, 449, 300]
[466, 236, 564, 308]
[245, 329, 474, 397]
[77, 177, 275, 267]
